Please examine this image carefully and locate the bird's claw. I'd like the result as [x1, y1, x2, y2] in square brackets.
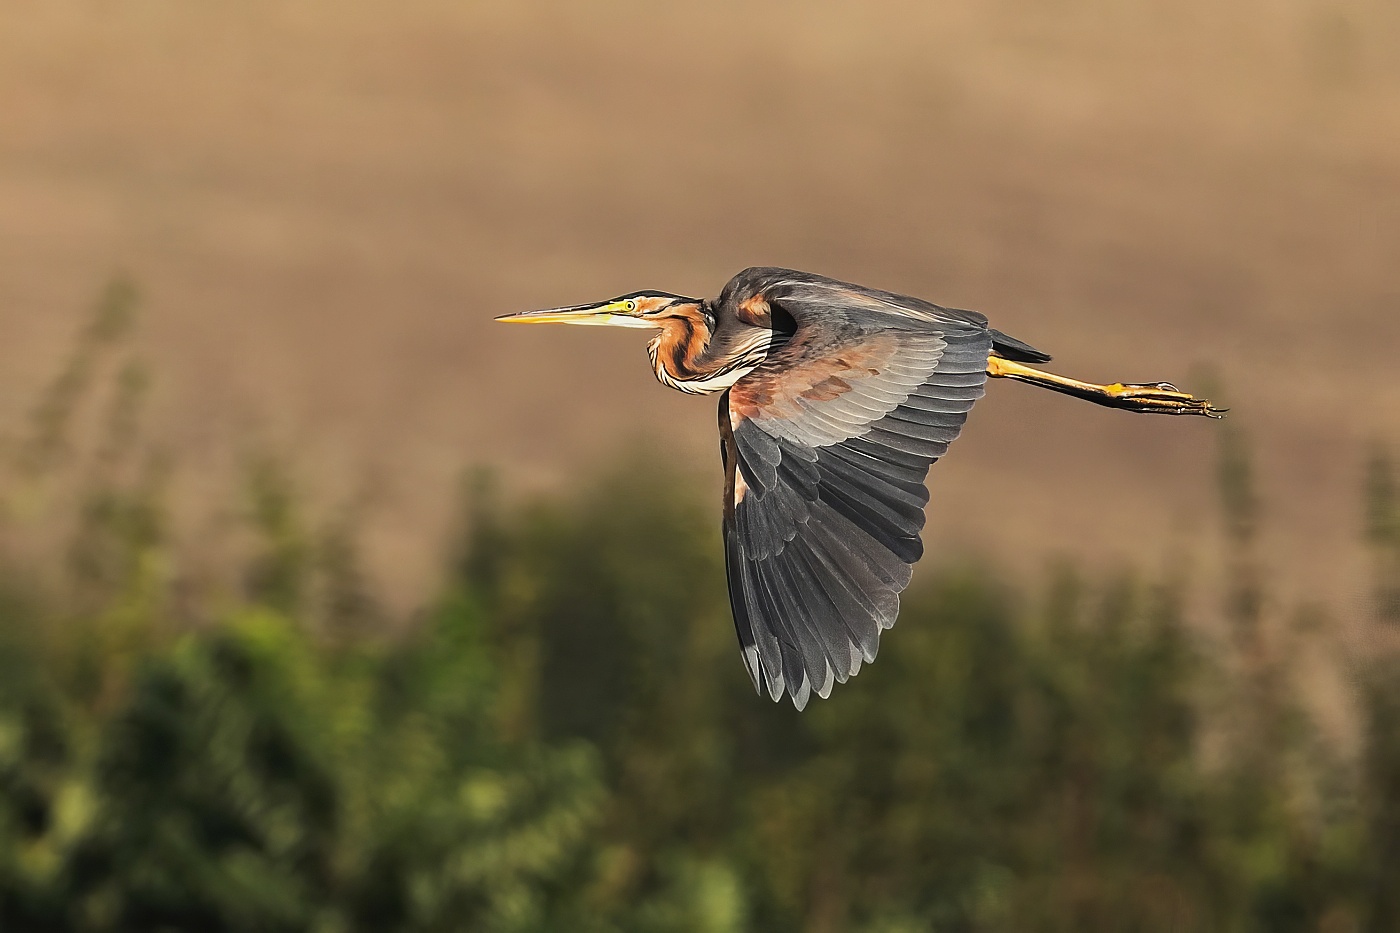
[1112, 383, 1226, 418]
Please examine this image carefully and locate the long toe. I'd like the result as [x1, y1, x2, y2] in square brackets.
[1119, 390, 1225, 417]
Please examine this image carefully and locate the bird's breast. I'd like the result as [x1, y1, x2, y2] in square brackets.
[648, 322, 776, 396]
[653, 361, 760, 395]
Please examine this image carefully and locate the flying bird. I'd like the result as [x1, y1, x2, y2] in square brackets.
[498, 267, 1222, 709]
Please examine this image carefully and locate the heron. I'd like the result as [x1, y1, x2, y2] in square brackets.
[497, 267, 1222, 710]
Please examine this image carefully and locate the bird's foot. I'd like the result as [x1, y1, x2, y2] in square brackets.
[1109, 383, 1226, 418]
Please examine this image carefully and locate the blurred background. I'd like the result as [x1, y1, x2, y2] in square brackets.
[2, 1, 1399, 930]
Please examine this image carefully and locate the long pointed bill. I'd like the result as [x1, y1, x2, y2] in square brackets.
[494, 299, 655, 329]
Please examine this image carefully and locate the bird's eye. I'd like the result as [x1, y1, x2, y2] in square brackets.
[623, 299, 637, 313]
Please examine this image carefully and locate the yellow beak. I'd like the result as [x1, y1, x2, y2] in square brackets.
[495, 299, 655, 329]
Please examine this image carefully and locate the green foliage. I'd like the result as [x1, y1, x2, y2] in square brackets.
[19, 277, 138, 481]
[1, 285, 1399, 931]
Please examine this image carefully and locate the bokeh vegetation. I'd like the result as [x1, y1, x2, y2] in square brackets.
[1, 286, 1399, 932]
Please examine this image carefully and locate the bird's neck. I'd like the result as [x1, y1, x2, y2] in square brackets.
[647, 303, 770, 395]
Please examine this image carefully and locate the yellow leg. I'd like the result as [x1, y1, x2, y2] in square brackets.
[987, 356, 1225, 418]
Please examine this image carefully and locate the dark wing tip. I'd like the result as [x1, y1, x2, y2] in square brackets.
[989, 329, 1052, 363]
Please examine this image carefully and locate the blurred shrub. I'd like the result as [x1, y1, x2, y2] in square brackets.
[1366, 444, 1400, 625]
[0, 285, 1398, 931]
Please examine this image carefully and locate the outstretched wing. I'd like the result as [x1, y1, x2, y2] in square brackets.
[720, 275, 993, 709]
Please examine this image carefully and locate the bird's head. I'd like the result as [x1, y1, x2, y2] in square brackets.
[495, 290, 704, 329]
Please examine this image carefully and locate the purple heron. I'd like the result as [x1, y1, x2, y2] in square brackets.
[498, 267, 1221, 710]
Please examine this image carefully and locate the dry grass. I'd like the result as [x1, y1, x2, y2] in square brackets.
[1, 0, 1397, 610]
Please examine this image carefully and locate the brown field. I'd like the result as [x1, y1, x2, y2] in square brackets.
[2, 0, 1398, 616]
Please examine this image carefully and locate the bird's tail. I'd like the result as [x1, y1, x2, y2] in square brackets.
[989, 329, 1052, 364]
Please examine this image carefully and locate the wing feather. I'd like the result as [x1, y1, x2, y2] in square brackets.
[788, 538, 879, 664]
[719, 271, 994, 708]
